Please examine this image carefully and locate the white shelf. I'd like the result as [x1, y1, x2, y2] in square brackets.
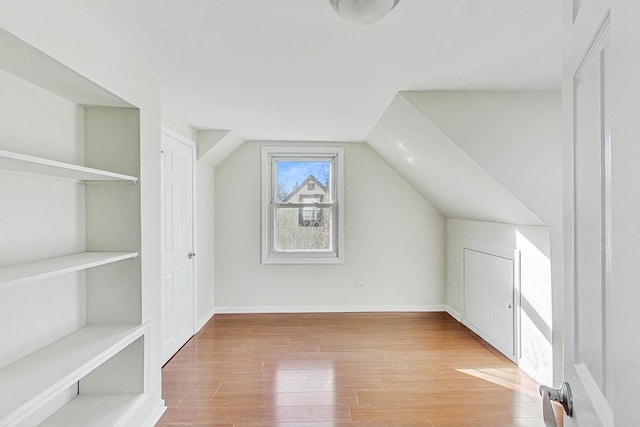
[0, 323, 149, 426]
[40, 394, 144, 427]
[0, 252, 139, 289]
[0, 150, 137, 183]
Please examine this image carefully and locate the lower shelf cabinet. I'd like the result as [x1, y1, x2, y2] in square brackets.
[0, 323, 149, 426]
[40, 394, 145, 427]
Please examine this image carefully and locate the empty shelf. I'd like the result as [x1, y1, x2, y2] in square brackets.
[40, 394, 144, 427]
[0, 252, 139, 289]
[0, 150, 137, 182]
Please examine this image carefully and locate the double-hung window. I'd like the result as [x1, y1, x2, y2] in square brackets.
[261, 146, 344, 264]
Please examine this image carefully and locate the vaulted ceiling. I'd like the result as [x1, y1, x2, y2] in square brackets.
[72, 0, 561, 142]
[67, 0, 563, 226]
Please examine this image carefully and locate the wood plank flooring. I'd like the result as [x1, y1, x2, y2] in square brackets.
[157, 312, 556, 426]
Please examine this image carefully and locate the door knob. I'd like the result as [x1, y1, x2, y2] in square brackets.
[539, 381, 573, 427]
[188, 251, 196, 259]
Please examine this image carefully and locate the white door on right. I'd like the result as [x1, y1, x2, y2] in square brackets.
[562, 0, 612, 425]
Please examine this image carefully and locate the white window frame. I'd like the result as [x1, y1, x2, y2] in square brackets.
[261, 146, 344, 264]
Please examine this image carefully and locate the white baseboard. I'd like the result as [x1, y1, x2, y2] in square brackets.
[195, 307, 216, 332]
[139, 398, 166, 427]
[445, 306, 461, 321]
[214, 305, 449, 314]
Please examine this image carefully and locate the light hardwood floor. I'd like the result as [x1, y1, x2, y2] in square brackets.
[157, 312, 555, 426]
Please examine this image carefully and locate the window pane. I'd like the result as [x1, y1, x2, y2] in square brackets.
[276, 160, 331, 203]
[274, 207, 333, 252]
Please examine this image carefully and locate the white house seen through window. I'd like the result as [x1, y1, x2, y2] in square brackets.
[261, 147, 344, 264]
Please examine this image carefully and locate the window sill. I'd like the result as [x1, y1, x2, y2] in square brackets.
[261, 254, 344, 265]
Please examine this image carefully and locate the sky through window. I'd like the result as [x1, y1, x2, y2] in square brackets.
[277, 161, 330, 195]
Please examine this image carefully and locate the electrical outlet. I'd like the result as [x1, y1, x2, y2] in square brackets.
[354, 282, 365, 288]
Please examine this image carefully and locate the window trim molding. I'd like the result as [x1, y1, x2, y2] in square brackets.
[261, 146, 344, 265]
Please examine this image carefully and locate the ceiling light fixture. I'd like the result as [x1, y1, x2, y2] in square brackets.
[329, 0, 401, 25]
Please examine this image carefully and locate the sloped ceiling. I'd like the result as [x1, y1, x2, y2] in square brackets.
[65, 1, 561, 225]
[71, 0, 561, 142]
[401, 90, 562, 229]
[197, 129, 246, 167]
[366, 92, 544, 226]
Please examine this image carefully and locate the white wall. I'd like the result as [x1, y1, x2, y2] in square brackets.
[403, 90, 564, 382]
[0, 1, 164, 422]
[215, 141, 446, 312]
[196, 162, 215, 326]
[447, 219, 553, 385]
[162, 109, 196, 142]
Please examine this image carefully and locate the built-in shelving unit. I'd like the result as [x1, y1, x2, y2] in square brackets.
[0, 252, 138, 289]
[0, 28, 154, 427]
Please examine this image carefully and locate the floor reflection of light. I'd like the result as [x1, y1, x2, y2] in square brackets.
[456, 367, 540, 398]
[274, 364, 336, 423]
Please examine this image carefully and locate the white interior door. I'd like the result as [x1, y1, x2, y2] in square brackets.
[608, 2, 640, 425]
[561, 1, 612, 425]
[463, 247, 515, 361]
[161, 130, 195, 365]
